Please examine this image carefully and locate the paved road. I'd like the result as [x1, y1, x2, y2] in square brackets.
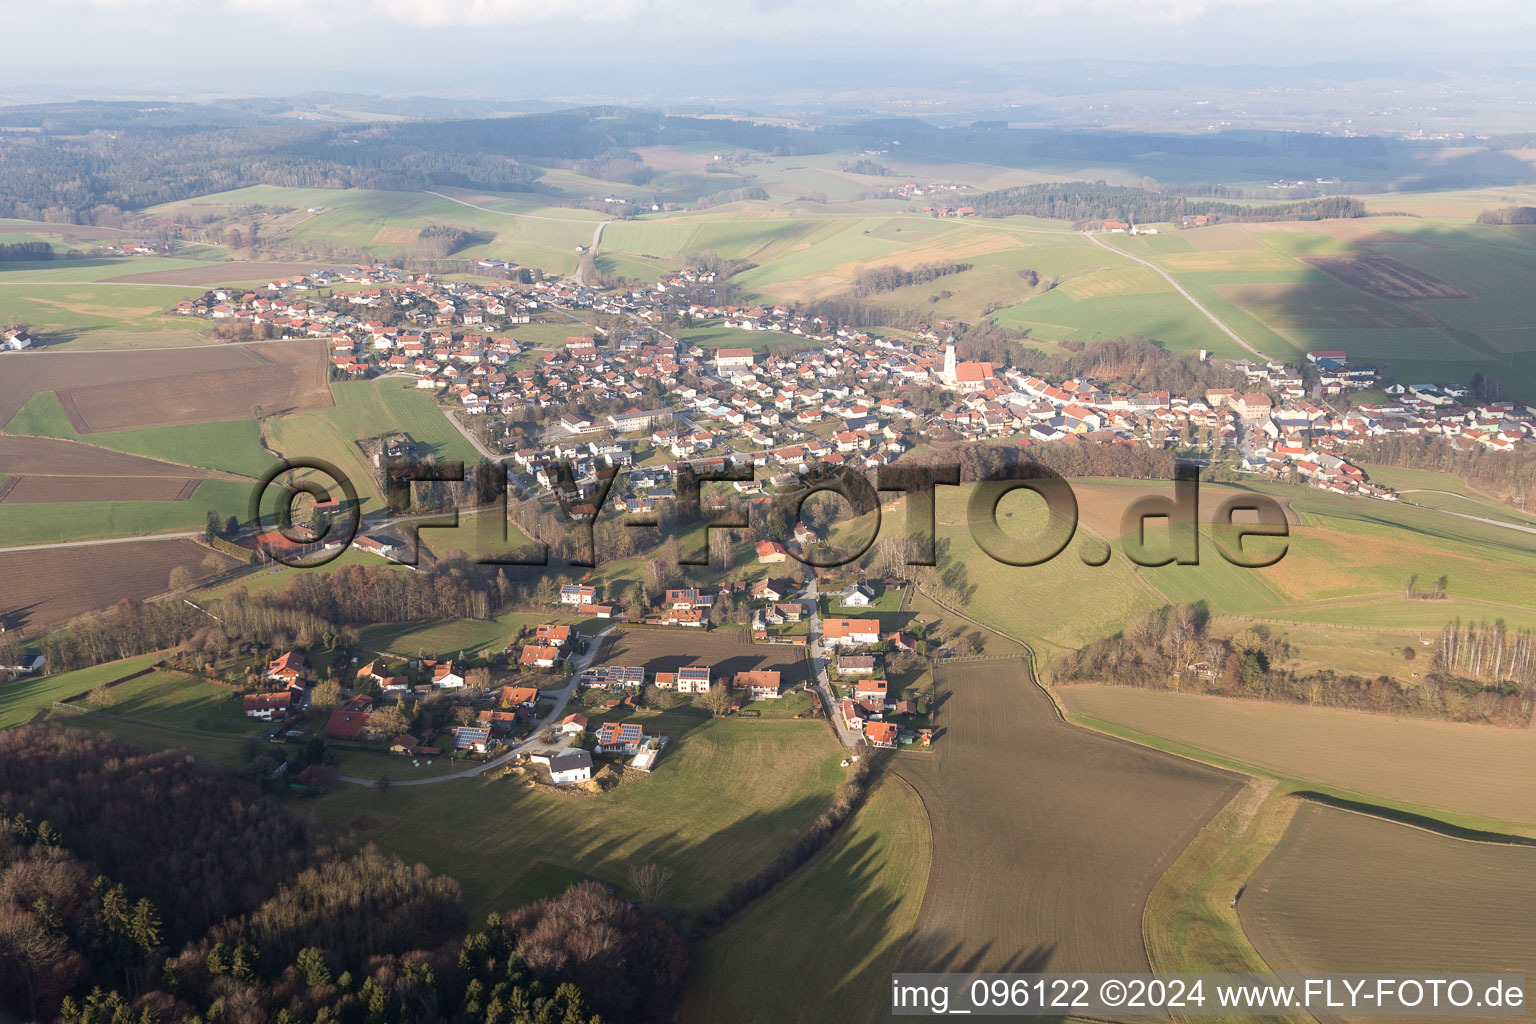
[800, 570, 863, 749]
[1082, 230, 1269, 360]
[334, 623, 617, 787]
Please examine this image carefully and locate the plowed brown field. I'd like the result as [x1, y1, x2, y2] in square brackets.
[894, 658, 1240, 976]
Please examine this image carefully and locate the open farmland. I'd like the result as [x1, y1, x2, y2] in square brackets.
[64, 669, 267, 735]
[0, 538, 241, 634]
[0, 475, 199, 503]
[594, 627, 811, 688]
[0, 338, 331, 429]
[1057, 685, 1536, 831]
[309, 712, 844, 917]
[1239, 803, 1536, 1024]
[893, 658, 1241, 974]
[682, 776, 931, 1024]
[0, 435, 233, 478]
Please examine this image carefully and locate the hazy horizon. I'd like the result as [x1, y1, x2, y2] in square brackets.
[10, 0, 1536, 112]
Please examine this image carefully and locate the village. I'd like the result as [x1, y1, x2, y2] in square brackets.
[212, 563, 939, 791]
[158, 261, 1536, 518]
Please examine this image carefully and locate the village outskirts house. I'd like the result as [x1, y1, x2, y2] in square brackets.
[822, 618, 881, 648]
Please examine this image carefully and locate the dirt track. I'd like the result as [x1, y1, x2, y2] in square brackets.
[894, 658, 1240, 976]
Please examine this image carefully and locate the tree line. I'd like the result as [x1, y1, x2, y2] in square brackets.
[962, 182, 1366, 226]
[1349, 434, 1536, 505]
[0, 241, 55, 262]
[849, 261, 971, 296]
[1054, 603, 1534, 726]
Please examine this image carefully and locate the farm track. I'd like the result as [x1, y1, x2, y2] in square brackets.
[1082, 230, 1269, 359]
[892, 652, 1242, 980]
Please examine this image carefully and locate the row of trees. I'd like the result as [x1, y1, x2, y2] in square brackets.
[0, 241, 54, 262]
[849, 261, 972, 296]
[962, 182, 1366, 225]
[1055, 603, 1534, 726]
[1349, 434, 1536, 505]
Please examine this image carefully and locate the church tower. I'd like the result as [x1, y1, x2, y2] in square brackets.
[941, 335, 957, 386]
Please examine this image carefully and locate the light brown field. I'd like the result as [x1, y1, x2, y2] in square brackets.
[107, 261, 345, 286]
[370, 226, 421, 246]
[0, 338, 332, 430]
[0, 538, 241, 634]
[0, 435, 223, 478]
[1058, 265, 1166, 299]
[1239, 803, 1536, 1024]
[1071, 480, 1299, 541]
[0, 475, 199, 503]
[1157, 250, 1299, 272]
[893, 659, 1241, 976]
[1058, 684, 1536, 827]
[1302, 253, 1472, 300]
[1181, 224, 1265, 250]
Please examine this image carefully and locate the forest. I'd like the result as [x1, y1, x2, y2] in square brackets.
[0, 107, 825, 222]
[1349, 434, 1536, 504]
[962, 182, 1366, 225]
[1054, 603, 1535, 726]
[0, 729, 687, 1023]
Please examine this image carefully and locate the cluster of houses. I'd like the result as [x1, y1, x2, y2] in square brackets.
[165, 258, 1536, 522]
[835, 653, 930, 749]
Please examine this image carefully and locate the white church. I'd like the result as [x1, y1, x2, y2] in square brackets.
[933, 336, 995, 392]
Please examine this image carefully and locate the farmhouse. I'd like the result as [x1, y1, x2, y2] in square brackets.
[594, 721, 657, 754]
[675, 665, 712, 694]
[242, 691, 292, 721]
[500, 685, 540, 707]
[755, 540, 789, 563]
[864, 721, 899, 749]
[560, 584, 596, 605]
[453, 725, 492, 752]
[519, 644, 565, 668]
[325, 709, 372, 740]
[267, 651, 307, 686]
[734, 670, 786, 698]
[823, 618, 881, 647]
[853, 678, 888, 702]
[535, 623, 573, 644]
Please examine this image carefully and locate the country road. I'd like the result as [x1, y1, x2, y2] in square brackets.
[420, 188, 608, 288]
[334, 624, 617, 787]
[1082, 230, 1270, 360]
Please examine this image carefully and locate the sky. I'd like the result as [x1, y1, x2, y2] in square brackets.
[7, 0, 1536, 101]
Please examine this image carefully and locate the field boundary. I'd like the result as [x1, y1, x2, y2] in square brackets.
[1063, 710, 1536, 839]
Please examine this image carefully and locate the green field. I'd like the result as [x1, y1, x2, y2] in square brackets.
[149, 185, 601, 275]
[0, 654, 162, 729]
[78, 669, 266, 735]
[0, 479, 254, 545]
[308, 713, 846, 917]
[0, 280, 211, 348]
[5, 391, 273, 478]
[266, 377, 482, 512]
[682, 776, 931, 1024]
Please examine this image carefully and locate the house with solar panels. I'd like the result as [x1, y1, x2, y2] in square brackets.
[594, 721, 657, 755]
[453, 726, 492, 752]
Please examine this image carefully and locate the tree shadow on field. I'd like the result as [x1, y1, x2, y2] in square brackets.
[895, 936, 1063, 1023]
